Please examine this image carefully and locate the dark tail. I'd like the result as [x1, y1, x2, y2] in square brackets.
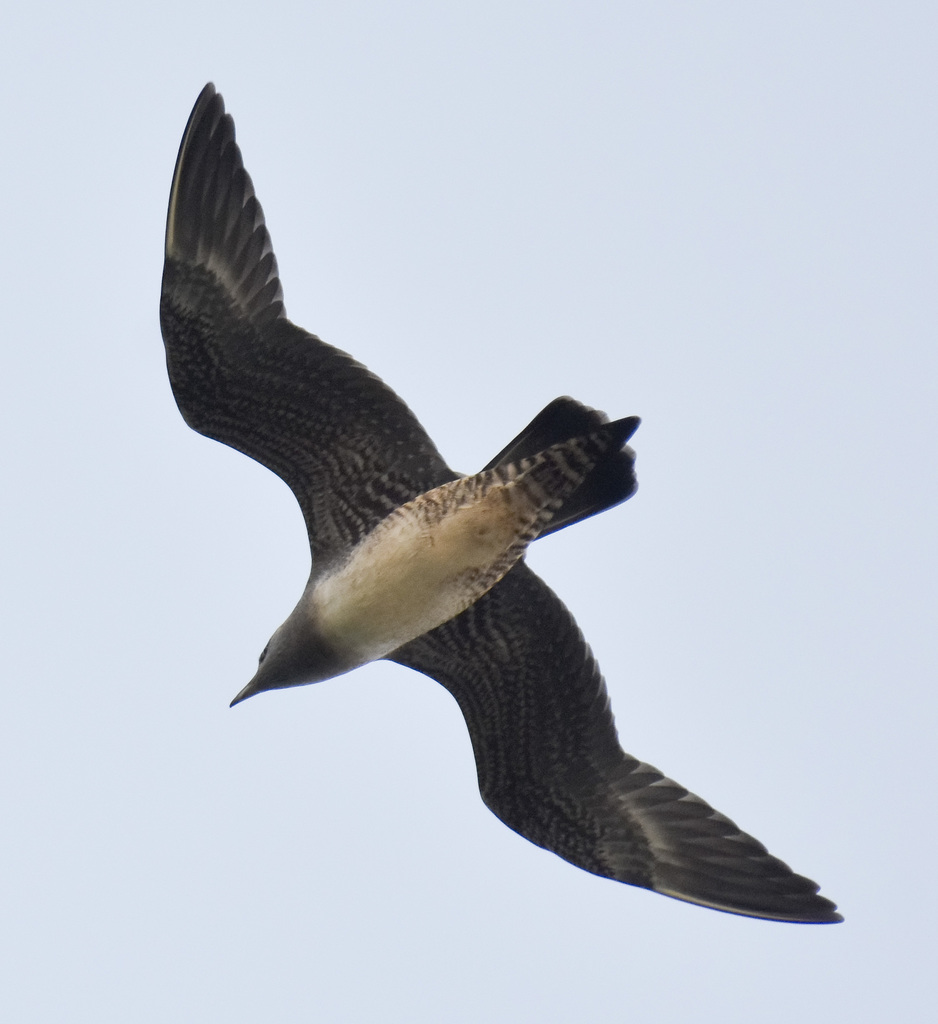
[483, 397, 640, 537]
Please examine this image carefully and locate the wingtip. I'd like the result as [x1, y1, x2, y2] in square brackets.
[165, 83, 222, 260]
[653, 883, 843, 924]
[162, 82, 286, 328]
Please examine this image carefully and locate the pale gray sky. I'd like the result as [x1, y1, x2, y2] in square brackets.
[2, 2, 935, 1021]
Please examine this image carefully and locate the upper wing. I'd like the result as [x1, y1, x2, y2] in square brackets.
[392, 562, 841, 923]
[159, 84, 453, 567]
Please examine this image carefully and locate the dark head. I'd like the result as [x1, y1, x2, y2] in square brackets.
[229, 610, 350, 707]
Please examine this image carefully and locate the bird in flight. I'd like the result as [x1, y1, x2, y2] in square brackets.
[160, 83, 841, 924]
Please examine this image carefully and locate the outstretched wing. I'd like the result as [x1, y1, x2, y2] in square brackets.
[392, 562, 841, 923]
[159, 84, 453, 567]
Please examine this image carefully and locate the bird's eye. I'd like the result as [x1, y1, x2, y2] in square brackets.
[259, 644, 269, 664]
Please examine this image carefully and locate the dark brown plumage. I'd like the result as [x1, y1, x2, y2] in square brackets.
[160, 83, 841, 923]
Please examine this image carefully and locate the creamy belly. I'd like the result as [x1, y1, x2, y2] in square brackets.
[311, 473, 539, 664]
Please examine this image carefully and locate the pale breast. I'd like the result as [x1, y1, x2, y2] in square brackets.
[310, 432, 617, 666]
[311, 476, 533, 662]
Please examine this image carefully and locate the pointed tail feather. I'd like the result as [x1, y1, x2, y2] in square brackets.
[484, 398, 640, 538]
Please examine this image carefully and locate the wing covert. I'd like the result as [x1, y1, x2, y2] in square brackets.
[392, 562, 841, 923]
[159, 84, 452, 567]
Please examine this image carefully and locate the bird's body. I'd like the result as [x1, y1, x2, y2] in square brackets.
[309, 443, 626, 666]
[230, 427, 637, 703]
[160, 83, 841, 923]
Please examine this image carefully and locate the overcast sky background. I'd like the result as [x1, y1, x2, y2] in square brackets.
[2, 2, 935, 1021]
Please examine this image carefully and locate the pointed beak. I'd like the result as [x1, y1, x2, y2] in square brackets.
[229, 674, 261, 708]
